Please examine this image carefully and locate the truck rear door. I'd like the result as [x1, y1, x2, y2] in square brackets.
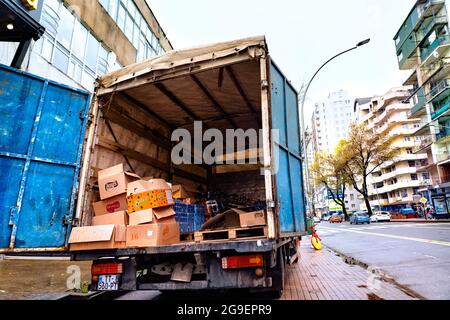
[270, 61, 306, 235]
[0, 64, 90, 252]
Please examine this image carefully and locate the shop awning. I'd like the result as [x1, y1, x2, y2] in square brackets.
[0, 0, 44, 42]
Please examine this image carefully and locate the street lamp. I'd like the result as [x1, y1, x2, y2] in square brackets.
[300, 38, 371, 216]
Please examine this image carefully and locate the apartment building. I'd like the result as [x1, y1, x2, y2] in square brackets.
[394, 0, 450, 218]
[0, 0, 172, 92]
[356, 87, 430, 211]
[310, 90, 363, 214]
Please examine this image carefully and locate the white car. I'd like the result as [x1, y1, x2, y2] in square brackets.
[370, 211, 391, 222]
[313, 216, 321, 223]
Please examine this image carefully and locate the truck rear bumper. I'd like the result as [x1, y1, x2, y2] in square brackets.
[71, 239, 278, 261]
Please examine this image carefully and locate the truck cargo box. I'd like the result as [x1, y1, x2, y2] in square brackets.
[0, 36, 306, 253]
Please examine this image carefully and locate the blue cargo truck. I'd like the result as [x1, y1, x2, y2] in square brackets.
[0, 36, 306, 297]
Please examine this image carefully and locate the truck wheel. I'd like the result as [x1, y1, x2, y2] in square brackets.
[267, 248, 285, 299]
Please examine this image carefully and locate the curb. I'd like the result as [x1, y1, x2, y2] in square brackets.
[391, 220, 450, 223]
[322, 244, 427, 300]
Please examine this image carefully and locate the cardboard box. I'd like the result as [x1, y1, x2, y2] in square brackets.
[225, 209, 266, 228]
[126, 223, 180, 247]
[98, 164, 141, 200]
[127, 179, 171, 196]
[69, 225, 127, 251]
[172, 185, 195, 199]
[92, 211, 128, 226]
[127, 189, 174, 213]
[128, 207, 176, 225]
[92, 194, 128, 216]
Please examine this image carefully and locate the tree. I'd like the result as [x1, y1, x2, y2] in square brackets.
[341, 123, 398, 216]
[310, 144, 350, 220]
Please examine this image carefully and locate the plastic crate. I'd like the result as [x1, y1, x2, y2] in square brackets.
[175, 203, 205, 233]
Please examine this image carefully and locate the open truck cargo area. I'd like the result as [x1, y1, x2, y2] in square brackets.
[0, 36, 306, 296]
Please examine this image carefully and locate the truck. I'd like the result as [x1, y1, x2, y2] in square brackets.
[0, 36, 306, 298]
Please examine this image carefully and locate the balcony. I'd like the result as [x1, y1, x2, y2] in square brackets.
[431, 100, 450, 120]
[427, 79, 450, 103]
[413, 135, 435, 153]
[416, 15, 448, 44]
[436, 150, 450, 163]
[420, 35, 450, 63]
[370, 179, 424, 195]
[407, 87, 427, 118]
[372, 167, 419, 184]
[395, 0, 446, 70]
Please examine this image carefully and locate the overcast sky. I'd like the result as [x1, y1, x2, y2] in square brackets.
[148, 0, 416, 121]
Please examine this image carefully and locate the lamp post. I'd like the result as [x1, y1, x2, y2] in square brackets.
[300, 38, 371, 216]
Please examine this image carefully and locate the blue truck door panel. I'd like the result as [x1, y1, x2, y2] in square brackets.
[0, 64, 90, 251]
[270, 61, 306, 235]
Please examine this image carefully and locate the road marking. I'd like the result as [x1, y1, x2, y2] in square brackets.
[319, 227, 450, 247]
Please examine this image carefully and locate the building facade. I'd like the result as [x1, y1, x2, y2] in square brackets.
[394, 0, 450, 218]
[356, 88, 430, 211]
[0, 0, 172, 92]
[309, 90, 363, 214]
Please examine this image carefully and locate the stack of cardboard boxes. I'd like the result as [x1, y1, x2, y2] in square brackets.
[69, 164, 180, 251]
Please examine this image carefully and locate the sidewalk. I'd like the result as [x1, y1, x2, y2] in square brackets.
[281, 240, 419, 300]
[391, 219, 450, 223]
[0, 259, 91, 300]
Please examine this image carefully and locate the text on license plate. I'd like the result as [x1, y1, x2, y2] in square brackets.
[98, 275, 119, 291]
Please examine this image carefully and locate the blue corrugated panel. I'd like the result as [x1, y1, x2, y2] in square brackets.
[270, 61, 306, 235]
[0, 64, 90, 251]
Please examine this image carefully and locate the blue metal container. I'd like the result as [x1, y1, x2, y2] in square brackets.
[0, 64, 90, 252]
[270, 61, 306, 235]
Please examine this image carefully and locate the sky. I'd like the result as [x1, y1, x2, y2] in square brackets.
[147, 0, 416, 122]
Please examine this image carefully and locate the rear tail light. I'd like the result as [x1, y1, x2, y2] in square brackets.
[222, 255, 264, 269]
[91, 263, 123, 275]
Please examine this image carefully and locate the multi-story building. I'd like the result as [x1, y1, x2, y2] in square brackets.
[0, 0, 172, 92]
[310, 90, 363, 214]
[356, 87, 430, 211]
[394, 0, 450, 218]
[312, 90, 355, 153]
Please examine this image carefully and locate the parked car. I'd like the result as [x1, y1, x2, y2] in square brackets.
[329, 214, 344, 223]
[370, 211, 391, 223]
[321, 214, 331, 221]
[350, 211, 371, 225]
[313, 216, 321, 223]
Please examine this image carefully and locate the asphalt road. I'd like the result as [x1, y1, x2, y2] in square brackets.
[316, 221, 450, 300]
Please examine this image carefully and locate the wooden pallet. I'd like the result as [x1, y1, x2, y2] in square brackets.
[194, 225, 268, 243]
[180, 232, 195, 242]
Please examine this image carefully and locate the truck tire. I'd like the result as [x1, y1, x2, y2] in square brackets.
[267, 247, 285, 299]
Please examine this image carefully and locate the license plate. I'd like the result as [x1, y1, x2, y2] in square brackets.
[98, 275, 120, 291]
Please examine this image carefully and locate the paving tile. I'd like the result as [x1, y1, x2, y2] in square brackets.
[280, 240, 416, 300]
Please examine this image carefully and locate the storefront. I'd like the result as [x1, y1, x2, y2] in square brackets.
[0, 0, 44, 68]
[431, 194, 450, 219]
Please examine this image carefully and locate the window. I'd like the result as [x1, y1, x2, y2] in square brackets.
[72, 20, 87, 60]
[411, 174, 418, 181]
[405, 137, 411, 142]
[34, 0, 113, 91]
[56, 5, 74, 49]
[407, 148, 414, 154]
[53, 46, 69, 72]
[409, 160, 416, 167]
[350, 194, 355, 201]
[422, 173, 430, 180]
[85, 33, 100, 71]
